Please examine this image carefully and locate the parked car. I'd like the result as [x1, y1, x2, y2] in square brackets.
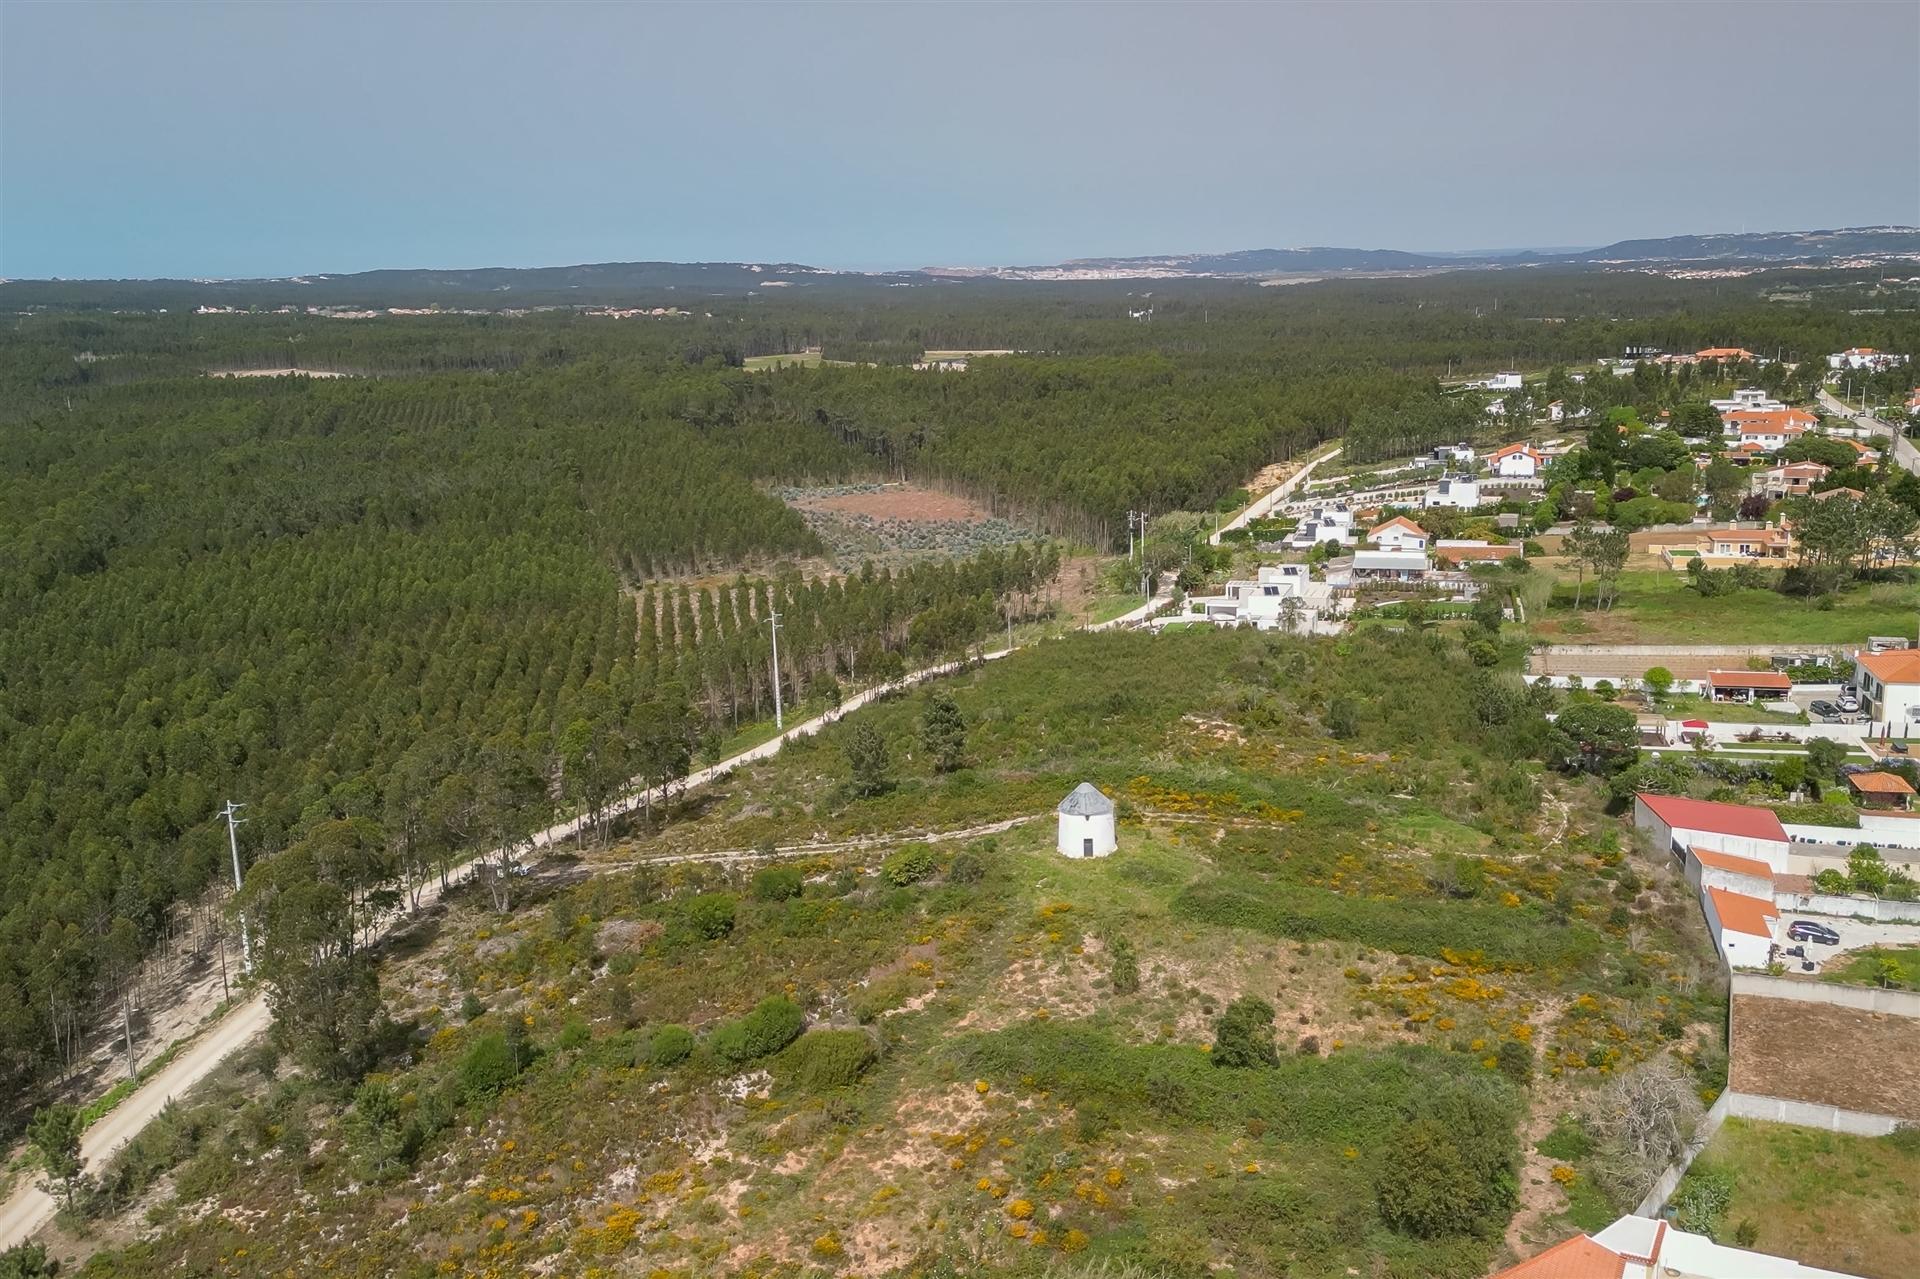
[1809, 699, 1840, 719]
[1837, 685, 1861, 712]
[1787, 920, 1841, 945]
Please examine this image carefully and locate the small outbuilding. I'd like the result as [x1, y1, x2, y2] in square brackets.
[1056, 783, 1117, 858]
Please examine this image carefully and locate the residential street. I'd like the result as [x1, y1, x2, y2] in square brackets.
[1818, 388, 1919, 476]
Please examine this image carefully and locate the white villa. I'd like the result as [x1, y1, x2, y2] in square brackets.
[1282, 504, 1357, 549]
[1368, 515, 1429, 552]
[1184, 564, 1331, 631]
[1486, 442, 1545, 478]
[1423, 473, 1482, 509]
[1827, 347, 1908, 371]
[1710, 387, 1785, 414]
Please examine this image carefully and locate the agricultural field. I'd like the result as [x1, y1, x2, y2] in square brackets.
[61, 628, 1729, 1279]
[1670, 1120, 1920, 1279]
[1532, 570, 1920, 644]
[776, 482, 1043, 567]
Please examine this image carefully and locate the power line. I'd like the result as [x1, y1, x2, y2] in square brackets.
[767, 611, 785, 731]
[220, 800, 253, 975]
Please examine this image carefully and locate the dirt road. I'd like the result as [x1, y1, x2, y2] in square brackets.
[0, 590, 1173, 1251]
[1210, 445, 1342, 544]
[0, 994, 272, 1248]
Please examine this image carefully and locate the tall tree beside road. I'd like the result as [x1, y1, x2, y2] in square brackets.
[236, 818, 396, 1082]
[25, 1103, 84, 1212]
[1589, 528, 1631, 610]
[1563, 521, 1600, 609]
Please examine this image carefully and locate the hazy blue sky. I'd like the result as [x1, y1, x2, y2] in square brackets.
[3, 0, 1915, 278]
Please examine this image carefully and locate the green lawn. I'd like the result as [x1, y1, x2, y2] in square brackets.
[1823, 945, 1920, 991]
[1088, 591, 1148, 623]
[1657, 694, 1808, 726]
[1536, 572, 1919, 644]
[1675, 1120, 1920, 1278]
[742, 351, 824, 371]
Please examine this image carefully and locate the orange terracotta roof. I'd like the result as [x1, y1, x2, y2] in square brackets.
[1490, 441, 1544, 461]
[1706, 669, 1792, 690]
[1848, 771, 1918, 796]
[1691, 846, 1776, 881]
[1488, 1233, 1625, 1279]
[1708, 885, 1779, 938]
[1637, 793, 1789, 842]
[1369, 516, 1427, 538]
[1858, 649, 1920, 685]
[1697, 347, 1757, 359]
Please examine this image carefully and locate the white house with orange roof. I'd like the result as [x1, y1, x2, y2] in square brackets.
[1751, 461, 1830, 500]
[1841, 438, 1882, 465]
[1852, 648, 1920, 732]
[1827, 347, 1907, 372]
[1633, 793, 1791, 870]
[1702, 885, 1779, 969]
[1494, 1214, 1865, 1279]
[1367, 515, 1428, 552]
[1722, 408, 1816, 450]
[1487, 441, 1546, 478]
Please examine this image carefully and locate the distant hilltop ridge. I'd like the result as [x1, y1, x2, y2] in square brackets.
[4, 226, 1916, 309]
[933, 226, 1920, 280]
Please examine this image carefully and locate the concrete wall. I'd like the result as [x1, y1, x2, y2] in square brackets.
[1676, 827, 1791, 872]
[1699, 865, 1775, 899]
[1775, 891, 1920, 922]
[1722, 1091, 1902, 1136]
[1634, 1092, 1732, 1218]
[1730, 970, 1920, 1016]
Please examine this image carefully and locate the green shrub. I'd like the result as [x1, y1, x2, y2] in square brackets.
[1109, 937, 1141, 996]
[458, 1032, 521, 1101]
[1211, 995, 1278, 1069]
[1671, 1164, 1734, 1236]
[556, 1017, 591, 1052]
[648, 1025, 695, 1067]
[685, 892, 738, 940]
[460, 992, 485, 1022]
[780, 1029, 878, 1091]
[1496, 1039, 1533, 1086]
[947, 849, 987, 884]
[1535, 1116, 1593, 1162]
[1374, 1085, 1519, 1240]
[881, 844, 936, 886]
[0, 1242, 58, 1278]
[751, 866, 804, 902]
[710, 996, 807, 1068]
[852, 972, 924, 1024]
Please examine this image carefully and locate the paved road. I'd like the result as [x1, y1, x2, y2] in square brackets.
[0, 588, 1173, 1252]
[1818, 389, 1919, 476]
[1211, 446, 1342, 545]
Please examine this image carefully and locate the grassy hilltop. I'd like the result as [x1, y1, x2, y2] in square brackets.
[71, 628, 1724, 1279]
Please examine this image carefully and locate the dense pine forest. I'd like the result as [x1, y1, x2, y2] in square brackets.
[2, 268, 1917, 1108]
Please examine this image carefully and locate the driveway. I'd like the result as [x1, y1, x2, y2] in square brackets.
[1777, 913, 1920, 959]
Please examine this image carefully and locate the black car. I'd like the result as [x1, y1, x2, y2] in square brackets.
[1809, 699, 1840, 719]
[1787, 920, 1841, 945]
